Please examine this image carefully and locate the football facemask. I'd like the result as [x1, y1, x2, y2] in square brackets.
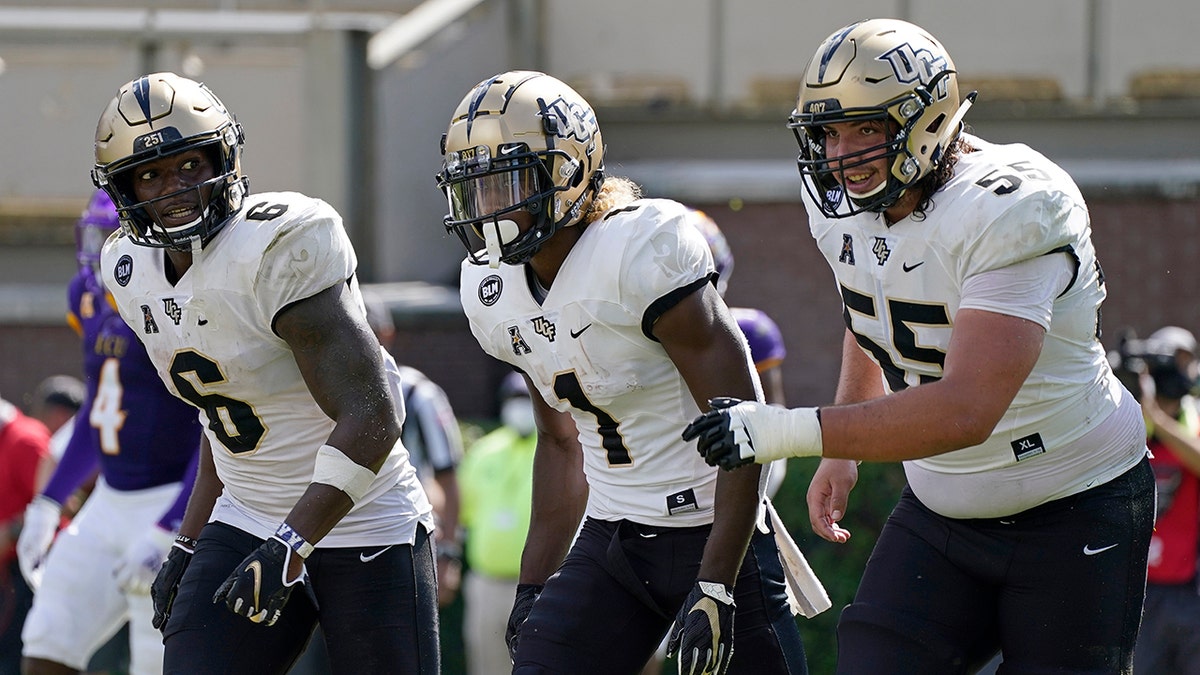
[438, 70, 605, 267]
[788, 19, 974, 218]
[92, 72, 248, 252]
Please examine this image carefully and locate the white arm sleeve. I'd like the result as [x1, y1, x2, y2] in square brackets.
[959, 252, 1075, 329]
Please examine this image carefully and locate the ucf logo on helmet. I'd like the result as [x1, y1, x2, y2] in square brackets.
[879, 44, 950, 99]
[542, 96, 597, 143]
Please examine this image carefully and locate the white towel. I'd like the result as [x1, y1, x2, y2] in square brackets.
[765, 499, 831, 618]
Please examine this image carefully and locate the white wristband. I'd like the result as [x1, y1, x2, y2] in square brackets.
[312, 444, 377, 503]
[274, 522, 315, 558]
[730, 402, 823, 462]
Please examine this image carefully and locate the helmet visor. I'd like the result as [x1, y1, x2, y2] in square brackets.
[446, 161, 542, 223]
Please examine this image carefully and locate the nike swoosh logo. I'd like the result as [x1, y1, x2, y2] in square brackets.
[360, 545, 395, 563]
[1083, 543, 1119, 556]
[246, 560, 263, 609]
[570, 324, 592, 339]
[198, 318, 208, 325]
[902, 261, 924, 272]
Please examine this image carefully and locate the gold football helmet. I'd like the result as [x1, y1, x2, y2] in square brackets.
[92, 72, 247, 251]
[437, 71, 605, 266]
[788, 19, 975, 217]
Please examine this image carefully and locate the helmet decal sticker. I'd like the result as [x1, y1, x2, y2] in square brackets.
[818, 24, 857, 80]
[540, 96, 597, 144]
[879, 43, 950, 97]
[133, 76, 155, 127]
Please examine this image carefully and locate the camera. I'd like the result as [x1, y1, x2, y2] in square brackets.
[1108, 329, 1196, 401]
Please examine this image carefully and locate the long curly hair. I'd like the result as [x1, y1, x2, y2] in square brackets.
[584, 175, 642, 223]
[909, 132, 976, 221]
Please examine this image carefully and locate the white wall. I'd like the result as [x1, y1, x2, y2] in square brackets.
[543, 0, 1194, 105]
[2, 0, 1200, 288]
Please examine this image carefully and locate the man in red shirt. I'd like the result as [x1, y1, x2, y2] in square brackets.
[0, 394, 52, 675]
[1128, 326, 1200, 674]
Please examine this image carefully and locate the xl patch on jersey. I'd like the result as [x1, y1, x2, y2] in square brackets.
[666, 488, 699, 515]
[1011, 432, 1046, 461]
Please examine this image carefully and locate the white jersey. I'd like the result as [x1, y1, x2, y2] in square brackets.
[460, 199, 729, 528]
[102, 191, 431, 547]
[804, 135, 1145, 515]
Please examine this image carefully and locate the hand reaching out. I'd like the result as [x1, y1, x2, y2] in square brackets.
[806, 458, 858, 543]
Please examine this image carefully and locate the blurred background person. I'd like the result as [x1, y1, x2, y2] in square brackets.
[362, 291, 464, 606]
[0, 393, 51, 675]
[18, 189, 203, 675]
[1112, 326, 1200, 674]
[26, 376, 85, 515]
[287, 292, 467, 675]
[457, 372, 536, 675]
[27, 375, 85, 474]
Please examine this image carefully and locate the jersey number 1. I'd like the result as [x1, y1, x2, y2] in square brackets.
[553, 371, 632, 466]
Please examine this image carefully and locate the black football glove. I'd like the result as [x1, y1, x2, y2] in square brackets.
[505, 583, 543, 663]
[212, 536, 315, 627]
[667, 580, 736, 675]
[151, 535, 196, 631]
[682, 397, 752, 471]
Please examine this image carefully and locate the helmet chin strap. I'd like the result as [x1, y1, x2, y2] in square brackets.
[483, 218, 521, 268]
[846, 179, 888, 200]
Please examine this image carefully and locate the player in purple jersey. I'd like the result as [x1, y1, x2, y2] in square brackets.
[18, 189, 202, 675]
[692, 210, 788, 407]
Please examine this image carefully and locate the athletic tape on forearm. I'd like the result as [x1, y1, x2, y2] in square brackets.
[733, 403, 823, 462]
[312, 444, 377, 503]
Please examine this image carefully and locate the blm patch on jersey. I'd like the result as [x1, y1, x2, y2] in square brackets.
[478, 275, 502, 306]
[1011, 432, 1046, 461]
[114, 254, 133, 287]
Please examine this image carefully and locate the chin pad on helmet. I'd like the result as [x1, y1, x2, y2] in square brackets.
[481, 219, 521, 268]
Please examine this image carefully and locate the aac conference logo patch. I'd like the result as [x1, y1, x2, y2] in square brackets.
[479, 274, 502, 306]
[114, 254, 134, 287]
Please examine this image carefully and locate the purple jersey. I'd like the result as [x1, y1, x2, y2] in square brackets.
[732, 307, 786, 372]
[45, 267, 201, 527]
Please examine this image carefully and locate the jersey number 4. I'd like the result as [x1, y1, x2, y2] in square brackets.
[90, 358, 127, 455]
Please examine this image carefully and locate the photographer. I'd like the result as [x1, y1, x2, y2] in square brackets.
[1124, 326, 1200, 674]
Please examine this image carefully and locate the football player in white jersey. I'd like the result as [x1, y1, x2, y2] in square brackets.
[440, 71, 809, 675]
[686, 19, 1154, 674]
[91, 72, 438, 674]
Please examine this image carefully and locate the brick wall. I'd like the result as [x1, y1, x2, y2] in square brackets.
[3, 196, 1197, 420]
[696, 196, 1200, 409]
